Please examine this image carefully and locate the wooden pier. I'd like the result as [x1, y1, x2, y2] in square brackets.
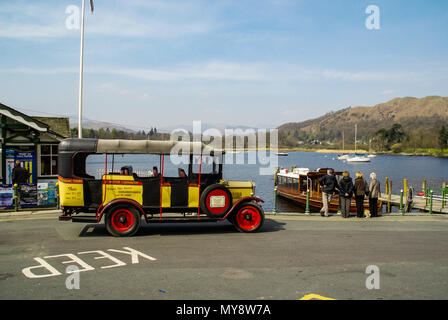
[379, 178, 448, 214]
[379, 194, 448, 214]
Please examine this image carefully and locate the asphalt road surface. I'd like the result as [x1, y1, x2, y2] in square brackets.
[1, 213, 448, 300]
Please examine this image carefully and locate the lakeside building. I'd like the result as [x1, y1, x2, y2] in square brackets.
[0, 102, 70, 208]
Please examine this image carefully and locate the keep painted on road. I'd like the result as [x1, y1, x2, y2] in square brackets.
[22, 247, 157, 279]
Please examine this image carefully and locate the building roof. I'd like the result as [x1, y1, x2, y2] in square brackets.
[0, 102, 49, 132]
[0, 102, 70, 140]
[32, 117, 71, 138]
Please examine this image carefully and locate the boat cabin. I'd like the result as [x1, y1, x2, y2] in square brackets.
[276, 167, 343, 197]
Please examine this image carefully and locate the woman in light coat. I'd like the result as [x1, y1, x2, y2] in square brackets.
[353, 172, 368, 218]
[369, 172, 381, 217]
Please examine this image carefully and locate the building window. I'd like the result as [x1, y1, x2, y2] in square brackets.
[40, 145, 58, 176]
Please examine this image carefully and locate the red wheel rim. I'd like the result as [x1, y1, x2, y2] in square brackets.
[111, 209, 135, 232]
[206, 189, 230, 215]
[236, 206, 261, 231]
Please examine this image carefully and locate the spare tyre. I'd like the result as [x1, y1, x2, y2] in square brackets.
[200, 184, 233, 218]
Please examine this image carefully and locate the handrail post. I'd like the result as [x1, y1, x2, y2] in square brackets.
[385, 177, 389, 195]
[274, 167, 279, 185]
[399, 189, 404, 214]
[442, 182, 447, 209]
[305, 178, 311, 215]
[305, 189, 310, 215]
[429, 190, 433, 214]
[14, 183, 19, 212]
[273, 187, 277, 214]
[387, 179, 392, 213]
[403, 179, 408, 199]
[442, 187, 447, 209]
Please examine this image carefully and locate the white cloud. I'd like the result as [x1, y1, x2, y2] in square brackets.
[104, 62, 270, 82]
[0, 67, 76, 74]
[0, 62, 425, 84]
[381, 89, 396, 95]
[99, 82, 116, 89]
[0, 23, 69, 39]
[322, 70, 414, 81]
[0, 1, 211, 40]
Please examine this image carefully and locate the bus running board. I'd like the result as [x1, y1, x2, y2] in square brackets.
[145, 217, 221, 223]
[71, 215, 98, 223]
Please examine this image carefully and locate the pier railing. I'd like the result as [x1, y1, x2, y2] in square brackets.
[381, 178, 448, 214]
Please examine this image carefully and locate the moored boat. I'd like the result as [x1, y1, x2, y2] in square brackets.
[275, 167, 381, 214]
[346, 155, 371, 162]
[346, 124, 371, 162]
[337, 131, 349, 160]
[337, 153, 350, 160]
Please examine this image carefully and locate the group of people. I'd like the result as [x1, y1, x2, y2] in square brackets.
[319, 169, 381, 218]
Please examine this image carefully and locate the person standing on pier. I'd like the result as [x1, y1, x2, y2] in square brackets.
[339, 171, 354, 218]
[368, 172, 381, 217]
[319, 169, 340, 217]
[353, 172, 369, 218]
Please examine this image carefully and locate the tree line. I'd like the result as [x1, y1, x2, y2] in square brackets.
[372, 123, 448, 153]
[70, 127, 170, 140]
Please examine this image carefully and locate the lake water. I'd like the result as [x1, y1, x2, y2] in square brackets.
[86, 152, 448, 212]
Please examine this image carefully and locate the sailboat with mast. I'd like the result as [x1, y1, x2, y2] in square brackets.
[367, 139, 376, 158]
[337, 131, 350, 160]
[346, 124, 371, 162]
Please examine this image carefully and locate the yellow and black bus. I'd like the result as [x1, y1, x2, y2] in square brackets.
[58, 138, 264, 236]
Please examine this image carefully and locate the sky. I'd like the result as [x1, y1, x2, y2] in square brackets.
[0, 0, 447, 131]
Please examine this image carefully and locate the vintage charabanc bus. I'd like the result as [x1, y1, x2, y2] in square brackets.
[57, 138, 265, 236]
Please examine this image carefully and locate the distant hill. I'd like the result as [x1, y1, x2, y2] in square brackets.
[277, 96, 448, 150]
[70, 119, 138, 133]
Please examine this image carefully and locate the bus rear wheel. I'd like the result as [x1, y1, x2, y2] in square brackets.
[231, 203, 264, 233]
[105, 204, 141, 237]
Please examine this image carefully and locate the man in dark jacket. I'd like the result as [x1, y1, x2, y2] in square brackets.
[12, 160, 30, 185]
[319, 169, 340, 217]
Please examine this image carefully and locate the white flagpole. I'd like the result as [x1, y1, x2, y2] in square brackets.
[78, 0, 86, 138]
